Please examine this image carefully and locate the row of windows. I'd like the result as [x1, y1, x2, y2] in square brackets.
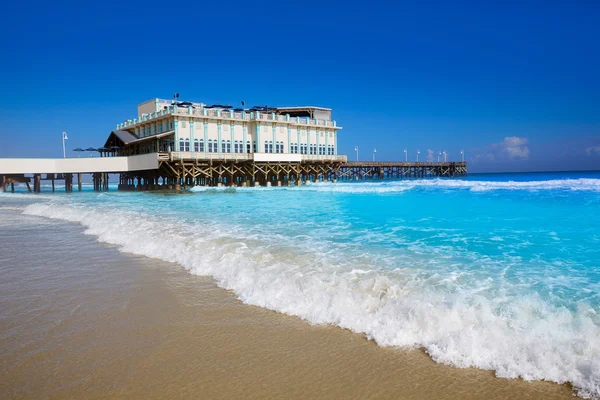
[290, 144, 335, 155]
[138, 121, 174, 138]
[177, 139, 335, 154]
[263, 141, 285, 153]
[178, 139, 256, 153]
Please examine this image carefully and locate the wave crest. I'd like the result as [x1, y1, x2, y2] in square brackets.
[22, 201, 600, 398]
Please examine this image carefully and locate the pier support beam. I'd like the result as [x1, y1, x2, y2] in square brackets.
[65, 174, 73, 193]
[77, 173, 82, 191]
[34, 174, 41, 193]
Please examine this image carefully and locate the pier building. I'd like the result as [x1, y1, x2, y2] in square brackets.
[0, 97, 468, 192]
[109, 98, 342, 160]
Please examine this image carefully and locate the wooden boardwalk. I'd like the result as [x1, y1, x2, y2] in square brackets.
[337, 161, 467, 180]
[118, 155, 467, 189]
[1, 154, 467, 192]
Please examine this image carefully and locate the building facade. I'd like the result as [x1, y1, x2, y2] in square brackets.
[110, 98, 343, 162]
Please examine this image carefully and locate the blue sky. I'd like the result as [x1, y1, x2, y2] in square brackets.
[0, 0, 598, 172]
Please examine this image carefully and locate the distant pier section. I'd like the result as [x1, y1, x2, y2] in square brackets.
[1, 97, 467, 192]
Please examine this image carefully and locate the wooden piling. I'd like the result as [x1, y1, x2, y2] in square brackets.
[77, 173, 82, 191]
[34, 174, 41, 193]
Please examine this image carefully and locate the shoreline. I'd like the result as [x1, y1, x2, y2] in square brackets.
[0, 208, 575, 399]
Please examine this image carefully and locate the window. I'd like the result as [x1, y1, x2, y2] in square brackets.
[208, 140, 215, 152]
[179, 138, 190, 151]
[142, 127, 146, 136]
[227, 140, 231, 153]
[253, 141, 257, 152]
[235, 140, 245, 153]
[170, 121, 173, 130]
[199, 139, 205, 152]
[264, 141, 274, 153]
[247, 141, 251, 153]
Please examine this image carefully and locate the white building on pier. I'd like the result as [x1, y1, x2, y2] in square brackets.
[107, 98, 343, 162]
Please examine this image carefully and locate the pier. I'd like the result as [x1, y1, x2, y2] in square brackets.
[0, 154, 158, 193]
[0, 152, 467, 192]
[1, 98, 468, 193]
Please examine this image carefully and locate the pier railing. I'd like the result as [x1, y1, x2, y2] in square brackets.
[343, 161, 467, 167]
[167, 151, 253, 162]
[301, 154, 347, 162]
[159, 152, 346, 163]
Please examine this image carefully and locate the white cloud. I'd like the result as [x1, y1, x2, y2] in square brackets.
[499, 136, 529, 159]
[474, 136, 529, 163]
[426, 149, 434, 162]
[585, 145, 600, 156]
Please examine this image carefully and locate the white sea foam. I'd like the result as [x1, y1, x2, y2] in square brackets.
[189, 178, 600, 194]
[22, 201, 600, 398]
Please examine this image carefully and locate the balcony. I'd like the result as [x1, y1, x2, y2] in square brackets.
[117, 106, 339, 130]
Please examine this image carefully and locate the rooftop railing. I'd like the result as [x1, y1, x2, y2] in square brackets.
[117, 106, 337, 130]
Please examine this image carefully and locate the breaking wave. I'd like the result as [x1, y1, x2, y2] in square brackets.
[189, 178, 600, 194]
[22, 200, 600, 398]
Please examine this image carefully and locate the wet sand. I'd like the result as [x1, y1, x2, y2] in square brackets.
[0, 209, 574, 399]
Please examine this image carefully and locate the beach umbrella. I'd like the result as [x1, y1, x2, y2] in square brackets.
[73, 148, 85, 158]
[85, 147, 97, 151]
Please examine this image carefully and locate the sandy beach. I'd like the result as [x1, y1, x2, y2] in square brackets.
[0, 207, 575, 399]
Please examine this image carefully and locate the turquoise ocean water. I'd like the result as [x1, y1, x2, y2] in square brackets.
[2, 171, 600, 397]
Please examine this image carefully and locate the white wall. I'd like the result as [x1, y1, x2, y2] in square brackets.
[253, 153, 302, 162]
[0, 153, 158, 174]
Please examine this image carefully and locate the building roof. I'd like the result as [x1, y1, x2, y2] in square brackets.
[103, 130, 175, 149]
[104, 130, 138, 148]
[276, 106, 332, 111]
[128, 130, 174, 144]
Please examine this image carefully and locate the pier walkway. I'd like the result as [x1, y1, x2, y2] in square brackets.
[0, 154, 158, 192]
[0, 152, 467, 192]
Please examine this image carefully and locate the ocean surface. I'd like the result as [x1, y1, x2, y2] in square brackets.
[2, 171, 600, 398]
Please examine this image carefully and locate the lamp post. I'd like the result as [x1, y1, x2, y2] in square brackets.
[417, 150, 420, 162]
[62, 132, 69, 158]
[461, 150, 464, 162]
[403, 148, 407, 162]
[373, 148, 376, 161]
[443, 150, 447, 162]
[355, 146, 359, 161]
